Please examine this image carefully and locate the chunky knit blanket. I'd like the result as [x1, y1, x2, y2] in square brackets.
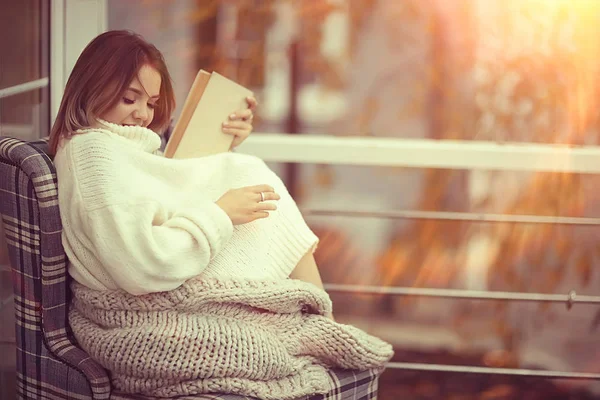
[69, 278, 394, 399]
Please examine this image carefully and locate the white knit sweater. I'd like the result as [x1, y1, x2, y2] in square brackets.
[54, 121, 318, 295]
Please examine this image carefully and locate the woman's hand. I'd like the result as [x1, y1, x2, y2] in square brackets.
[216, 184, 280, 225]
[223, 95, 258, 150]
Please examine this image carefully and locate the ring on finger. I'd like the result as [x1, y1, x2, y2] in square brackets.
[259, 192, 265, 202]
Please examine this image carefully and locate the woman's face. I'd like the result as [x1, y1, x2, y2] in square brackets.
[101, 64, 162, 128]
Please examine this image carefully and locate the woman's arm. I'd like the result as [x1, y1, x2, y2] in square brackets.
[82, 200, 234, 295]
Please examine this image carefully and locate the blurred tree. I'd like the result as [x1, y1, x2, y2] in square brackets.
[458, 1, 600, 365]
[374, 0, 600, 367]
[377, 0, 475, 292]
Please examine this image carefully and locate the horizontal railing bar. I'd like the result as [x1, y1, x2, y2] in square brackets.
[303, 208, 600, 226]
[0, 124, 36, 137]
[323, 284, 599, 305]
[0, 78, 49, 99]
[238, 133, 600, 173]
[386, 362, 600, 380]
[2, 294, 13, 307]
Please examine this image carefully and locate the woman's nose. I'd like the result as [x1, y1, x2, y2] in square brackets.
[133, 106, 148, 122]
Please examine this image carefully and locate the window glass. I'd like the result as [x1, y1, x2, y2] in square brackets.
[0, 0, 50, 140]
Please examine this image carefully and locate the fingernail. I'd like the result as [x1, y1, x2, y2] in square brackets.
[223, 122, 229, 127]
[229, 114, 236, 119]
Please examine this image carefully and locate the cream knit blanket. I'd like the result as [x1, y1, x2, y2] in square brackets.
[70, 277, 393, 399]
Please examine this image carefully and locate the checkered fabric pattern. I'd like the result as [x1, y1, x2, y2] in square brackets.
[0, 136, 381, 400]
[110, 369, 380, 400]
[0, 137, 110, 399]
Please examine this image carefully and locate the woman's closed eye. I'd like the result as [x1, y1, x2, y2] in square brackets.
[123, 97, 156, 109]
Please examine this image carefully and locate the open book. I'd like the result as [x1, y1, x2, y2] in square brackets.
[164, 70, 254, 158]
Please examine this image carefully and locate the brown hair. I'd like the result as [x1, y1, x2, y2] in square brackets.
[48, 30, 175, 155]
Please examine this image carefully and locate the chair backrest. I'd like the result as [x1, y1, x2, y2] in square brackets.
[0, 137, 110, 399]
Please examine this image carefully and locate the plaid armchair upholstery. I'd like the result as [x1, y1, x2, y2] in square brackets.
[0, 136, 381, 400]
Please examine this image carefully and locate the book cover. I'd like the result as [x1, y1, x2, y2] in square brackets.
[164, 70, 254, 158]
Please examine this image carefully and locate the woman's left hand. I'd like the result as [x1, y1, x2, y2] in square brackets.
[223, 95, 258, 149]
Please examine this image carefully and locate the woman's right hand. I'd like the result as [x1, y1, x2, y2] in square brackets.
[216, 184, 280, 225]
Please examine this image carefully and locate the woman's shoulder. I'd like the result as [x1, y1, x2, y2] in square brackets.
[61, 128, 118, 151]
[57, 129, 133, 172]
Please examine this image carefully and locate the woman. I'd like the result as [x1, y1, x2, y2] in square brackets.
[52, 30, 392, 399]
[51, 30, 326, 296]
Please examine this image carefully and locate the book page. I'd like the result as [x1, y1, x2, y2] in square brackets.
[172, 72, 254, 159]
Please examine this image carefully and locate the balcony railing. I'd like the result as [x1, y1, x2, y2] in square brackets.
[237, 133, 600, 173]
[238, 132, 600, 380]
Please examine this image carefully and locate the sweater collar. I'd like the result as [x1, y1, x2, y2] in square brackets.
[84, 119, 163, 153]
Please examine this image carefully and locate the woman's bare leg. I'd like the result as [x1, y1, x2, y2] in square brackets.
[290, 251, 334, 320]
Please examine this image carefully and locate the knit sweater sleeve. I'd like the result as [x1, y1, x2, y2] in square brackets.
[63, 133, 233, 295]
[84, 201, 232, 294]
